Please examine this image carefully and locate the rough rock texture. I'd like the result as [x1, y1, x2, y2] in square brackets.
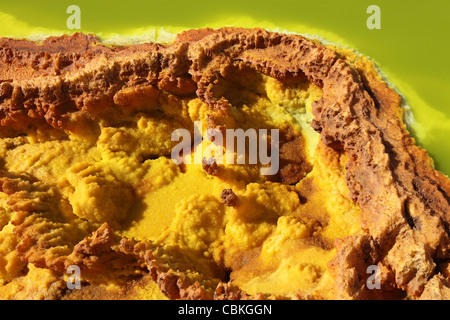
[0, 28, 449, 299]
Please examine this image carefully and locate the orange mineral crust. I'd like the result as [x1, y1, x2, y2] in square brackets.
[0, 28, 448, 300]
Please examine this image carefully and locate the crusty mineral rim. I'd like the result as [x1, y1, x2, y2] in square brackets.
[0, 27, 449, 299]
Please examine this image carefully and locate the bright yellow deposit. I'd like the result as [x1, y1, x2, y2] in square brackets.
[0, 55, 362, 299]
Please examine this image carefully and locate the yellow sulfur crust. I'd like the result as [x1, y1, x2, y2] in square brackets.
[0, 63, 361, 299]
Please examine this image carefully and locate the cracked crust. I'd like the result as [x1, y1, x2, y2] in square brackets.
[0, 28, 449, 299]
